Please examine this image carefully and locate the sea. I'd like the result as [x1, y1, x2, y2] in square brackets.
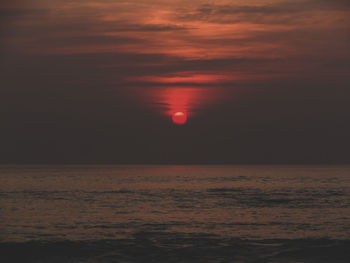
[0, 165, 350, 262]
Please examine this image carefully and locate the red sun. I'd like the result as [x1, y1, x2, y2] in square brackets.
[172, 112, 187, 125]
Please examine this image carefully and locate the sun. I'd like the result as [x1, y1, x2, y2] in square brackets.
[172, 112, 187, 125]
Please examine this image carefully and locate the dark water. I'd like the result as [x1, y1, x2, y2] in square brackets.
[1, 165, 350, 262]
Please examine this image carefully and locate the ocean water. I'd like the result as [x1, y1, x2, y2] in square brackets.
[0, 165, 350, 262]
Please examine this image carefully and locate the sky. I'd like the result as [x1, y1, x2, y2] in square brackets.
[0, 0, 349, 164]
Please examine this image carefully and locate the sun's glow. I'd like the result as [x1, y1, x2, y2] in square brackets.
[172, 111, 187, 125]
[136, 86, 220, 125]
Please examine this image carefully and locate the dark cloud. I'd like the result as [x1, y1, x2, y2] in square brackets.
[0, 8, 47, 17]
[38, 35, 145, 47]
[175, 0, 350, 24]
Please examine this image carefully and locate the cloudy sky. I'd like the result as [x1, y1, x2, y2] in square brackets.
[0, 0, 349, 164]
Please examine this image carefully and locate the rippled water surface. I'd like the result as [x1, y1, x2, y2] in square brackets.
[1, 165, 350, 262]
